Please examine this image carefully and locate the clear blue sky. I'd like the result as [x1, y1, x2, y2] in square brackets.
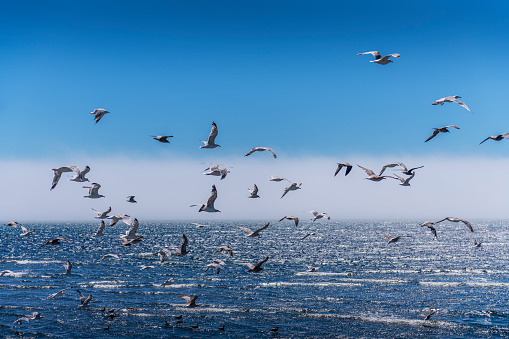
[1, 1, 509, 221]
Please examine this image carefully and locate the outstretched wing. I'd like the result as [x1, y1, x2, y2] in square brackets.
[357, 51, 381, 59]
[254, 256, 269, 270]
[425, 130, 440, 142]
[206, 185, 218, 208]
[357, 165, 375, 176]
[207, 121, 218, 144]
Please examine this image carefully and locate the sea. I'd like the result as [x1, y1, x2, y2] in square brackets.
[0, 219, 508, 338]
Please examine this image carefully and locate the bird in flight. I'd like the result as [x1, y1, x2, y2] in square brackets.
[20, 225, 35, 237]
[92, 220, 106, 238]
[92, 207, 112, 219]
[4, 221, 20, 228]
[172, 233, 189, 256]
[236, 256, 269, 272]
[62, 260, 72, 275]
[393, 173, 415, 186]
[357, 165, 396, 182]
[127, 196, 137, 203]
[308, 210, 330, 222]
[77, 289, 93, 307]
[203, 164, 230, 180]
[432, 96, 471, 112]
[269, 176, 290, 182]
[420, 221, 438, 239]
[248, 184, 260, 198]
[152, 135, 173, 143]
[425, 125, 460, 142]
[200, 121, 220, 148]
[418, 309, 437, 321]
[83, 183, 105, 198]
[156, 248, 172, 263]
[46, 286, 72, 299]
[397, 163, 424, 176]
[279, 216, 299, 226]
[191, 185, 220, 212]
[435, 217, 474, 232]
[51, 165, 89, 190]
[42, 237, 69, 246]
[480, 133, 509, 144]
[334, 163, 352, 177]
[218, 246, 234, 257]
[357, 51, 400, 65]
[107, 213, 131, 227]
[245, 147, 277, 158]
[238, 222, 270, 237]
[377, 233, 411, 244]
[281, 182, 302, 198]
[90, 108, 110, 124]
[177, 295, 198, 307]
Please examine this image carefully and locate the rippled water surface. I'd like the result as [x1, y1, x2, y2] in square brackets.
[1, 220, 508, 338]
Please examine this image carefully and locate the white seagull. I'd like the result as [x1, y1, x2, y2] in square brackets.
[156, 248, 172, 263]
[245, 147, 277, 158]
[279, 216, 299, 226]
[394, 173, 415, 186]
[238, 222, 270, 237]
[15, 312, 42, 325]
[63, 260, 72, 275]
[435, 217, 474, 232]
[91, 207, 112, 219]
[90, 108, 110, 124]
[200, 121, 220, 148]
[99, 254, 120, 262]
[20, 225, 35, 237]
[248, 184, 260, 198]
[269, 176, 290, 182]
[121, 218, 140, 240]
[93, 221, 106, 237]
[68, 165, 91, 183]
[177, 295, 198, 307]
[205, 260, 224, 274]
[0, 270, 14, 277]
[107, 214, 132, 227]
[50, 166, 74, 190]
[235, 256, 269, 272]
[172, 233, 188, 256]
[203, 164, 230, 180]
[83, 183, 105, 198]
[308, 210, 330, 222]
[281, 182, 302, 198]
[46, 286, 72, 299]
[432, 96, 471, 112]
[357, 165, 397, 181]
[161, 278, 175, 287]
[480, 133, 509, 144]
[77, 289, 93, 307]
[357, 51, 400, 65]
[425, 125, 460, 142]
[191, 185, 220, 212]
[4, 221, 20, 228]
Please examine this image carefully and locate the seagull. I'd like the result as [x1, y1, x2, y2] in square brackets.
[394, 173, 415, 186]
[203, 164, 230, 180]
[269, 176, 290, 182]
[217, 246, 234, 257]
[308, 210, 330, 222]
[156, 248, 172, 263]
[432, 96, 471, 112]
[140, 265, 155, 270]
[334, 163, 353, 177]
[90, 108, 110, 124]
[397, 163, 424, 176]
[127, 196, 137, 203]
[0, 270, 14, 277]
[307, 265, 319, 272]
[77, 289, 93, 307]
[420, 221, 438, 239]
[435, 217, 474, 232]
[245, 147, 277, 158]
[357, 51, 400, 65]
[471, 239, 482, 248]
[152, 135, 173, 143]
[121, 218, 140, 240]
[121, 235, 143, 246]
[248, 184, 260, 198]
[68, 165, 91, 183]
[4, 221, 20, 228]
[191, 185, 220, 212]
[480, 133, 509, 144]
[15, 312, 41, 325]
[357, 165, 396, 181]
[281, 182, 302, 198]
[63, 260, 72, 275]
[91, 207, 112, 219]
[107, 214, 132, 227]
[200, 121, 220, 149]
[191, 222, 210, 227]
[46, 286, 72, 299]
[50, 166, 75, 190]
[378, 163, 403, 176]
[99, 254, 120, 262]
[19, 225, 35, 237]
[236, 256, 269, 272]
[377, 233, 411, 244]
[425, 125, 460, 142]
[238, 222, 270, 237]
[177, 295, 198, 307]
[172, 233, 188, 256]
[419, 309, 437, 321]
[93, 221, 106, 237]
[42, 237, 69, 246]
[83, 183, 105, 198]
[205, 261, 223, 274]
[279, 216, 299, 226]
[161, 278, 175, 287]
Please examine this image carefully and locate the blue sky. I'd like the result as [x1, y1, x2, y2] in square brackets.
[1, 1, 509, 221]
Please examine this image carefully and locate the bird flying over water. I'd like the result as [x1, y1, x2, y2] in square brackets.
[15, 312, 41, 325]
[245, 147, 277, 158]
[83, 183, 105, 199]
[435, 217, 474, 232]
[248, 184, 260, 198]
[480, 133, 509, 144]
[397, 163, 424, 176]
[269, 175, 290, 182]
[62, 260, 72, 275]
[420, 221, 438, 239]
[432, 96, 471, 112]
[127, 196, 137, 203]
[425, 125, 460, 142]
[20, 225, 35, 236]
[91, 207, 111, 219]
[107, 214, 132, 227]
[334, 163, 353, 177]
[152, 135, 173, 143]
[156, 248, 172, 263]
[46, 286, 72, 299]
[50, 166, 75, 190]
[42, 237, 69, 246]
[279, 216, 299, 226]
[191, 185, 220, 212]
[99, 254, 120, 262]
[281, 182, 302, 198]
[121, 235, 143, 246]
[93, 221, 106, 237]
[4, 221, 20, 228]
[203, 164, 230, 180]
[77, 289, 93, 307]
[357, 165, 396, 181]
[377, 233, 411, 244]
[177, 295, 198, 307]
[378, 163, 402, 176]
[357, 51, 400, 65]
[218, 246, 234, 257]
[172, 233, 188, 256]
[200, 121, 220, 149]
[308, 210, 330, 222]
[238, 222, 270, 237]
[121, 218, 140, 240]
[236, 256, 269, 272]
[90, 108, 110, 124]
[419, 309, 437, 321]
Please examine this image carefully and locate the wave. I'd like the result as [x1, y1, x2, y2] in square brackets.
[259, 282, 362, 288]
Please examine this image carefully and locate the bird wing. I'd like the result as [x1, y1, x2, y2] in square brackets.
[502, 133, 509, 139]
[451, 97, 471, 111]
[20, 225, 28, 233]
[206, 185, 218, 208]
[425, 130, 440, 142]
[266, 147, 277, 158]
[177, 295, 192, 304]
[379, 163, 401, 176]
[238, 226, 253, 235]
[357, 51, 381, 59]
[236, 262, 255, 270]
[254, 256, 269, 270]
[280, 187, 290, 199]
[76, 289, 86, 304]
[207, 121, 218, 144]
[126, 218, 139, 237]
[383, 53, 400, 60]
[96, 221, 105, 234]
[253, 184, 258, 194]
[445, 125, 460, 129]
[457, 218, 474, 232]
[357, 165, 375, 176]
[309, 210, 319, 216]
[252, 222, 270, 235]
[181, 233, 188, 253]
[334, 164, 344, 177]
[245, 148, 256, 156]
[377, 233, 392, 240]
[90, 183, 101, 195]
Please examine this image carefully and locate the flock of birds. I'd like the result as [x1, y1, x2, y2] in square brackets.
[2, 50, 494, 333]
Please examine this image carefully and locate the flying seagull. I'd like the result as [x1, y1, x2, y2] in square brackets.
[99, 254, 120, 262]
[107, 214, 132, 227]
[378, 163, 402, 176]
[90, 108, 110, 124]
[419, 309, 437, 321]
[245, 147, 277, 158]
[46, 286, 72, 299]
[93, 221, 106, 237]
[92, 207, 112, 219]
[334, 163, 353, 177]
[62, 260, 72, 275]
[397, 163, 424, 176]
[357, 165, 396, 181]
[420, 221, 438, 239]
[0, 270, 14, 277]
[191, 222, 210, 227]
[127, 196, 137, 203]
[4, 221, 20, 228]
[279, 216, 299, 226]
[200, 121, 220, 148]
[269, 176, 290, 182]
[377, 233, 411, 244]
[68, 165, 91, 183]
[248, 184, 260, 198]
[432, 96, 471, 112]
[394, 173, 415, 186]
[177, 295, 198, 307]
[218, 246, 234, 257]
[357, 51, 400, 65]
[435, 217, 474, 232]
[205, 260, 223, 274]
[236, 256, 269, 272]
[308, 210, 330, 222]
[156, 248, 172, 263]
[50, 166, 74, 190]
[121, 218, 140, 240]
[15, 312, 42, 325]
[191, 185, 220, 212]
[42, 237, 69, 246]
[425, 125, 460, 142]
[83, 183, 105, 199]
[281, 182, 302, 198]
[77, 289, 93, 307]
[480, 133, 509, 144]
[238, 222, 270, 237]
[121, 235, 143, 246]
[203, 164, 230, 180]
[152, 135, 173, 143]
[20, 225, 35, 237]
[172, 233, 188, 256]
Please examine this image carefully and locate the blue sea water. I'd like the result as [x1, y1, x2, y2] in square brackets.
[1, 219, 508, 338]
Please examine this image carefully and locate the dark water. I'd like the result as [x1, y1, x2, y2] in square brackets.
[1, 219, 508, 338]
